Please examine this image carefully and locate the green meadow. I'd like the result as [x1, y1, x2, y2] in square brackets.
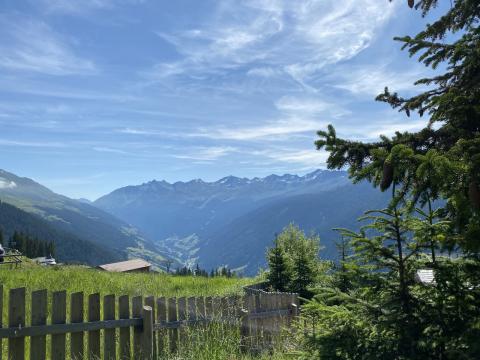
[0, 262, 253, 298]
[0, 263, 298, 359]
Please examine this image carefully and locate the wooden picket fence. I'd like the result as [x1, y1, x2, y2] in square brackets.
[0, 284, 299, 359]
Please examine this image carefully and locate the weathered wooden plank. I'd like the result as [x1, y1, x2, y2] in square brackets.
[31, 289, 47, 360]
[8, 287, 25, 360]
[118, 295, 131, 360]
[205, 297, 213, 321]
[187, 297, 196, 322]
[258, 293, 267, 347]
[253, 292, 261, 348]
[212, 297, 222, 320]
[70, 292, 84, 360]
[240, 294, 251, 351]
[132, 296, 143, 358]
[51, 290, 67, 360]
[177, 297, 186, 344]
[144, 296, 156, 359]
[196, 297, 206, 321]
[156, 297, 167, 357]
[88, 293, 101, 360]
[141, 306, 153, 359]
[104, 294, 116, 360]
[167, 297, 178, 353]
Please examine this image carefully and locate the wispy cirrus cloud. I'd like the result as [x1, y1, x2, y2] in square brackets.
[173, 146, 237, 161]
[92, 146, 128, 154]
[148, 0, 397, 90]
[0, 139, 67, 148]
[331, 65, 427, 97]
[0, 16, 96, 75]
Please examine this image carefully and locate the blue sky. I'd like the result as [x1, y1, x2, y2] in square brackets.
[0, 0, 447, 200]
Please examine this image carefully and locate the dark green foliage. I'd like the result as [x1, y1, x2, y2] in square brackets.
[8, 231, 55, 258]
[316, 0, 480, 252]
[0, 200, 119, 265]
[302, 201, 480, 359]
[266, 238, 291, 292]
[266, 224, 325, 298]
[175, 264, 235, 278]
[306, 1, 480, 358]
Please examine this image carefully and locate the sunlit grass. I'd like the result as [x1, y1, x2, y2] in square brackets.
[0, 263, 297, 358]
[0, 262, 253, 298]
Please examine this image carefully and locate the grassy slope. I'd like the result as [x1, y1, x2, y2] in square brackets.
[0, 263, 253, 298]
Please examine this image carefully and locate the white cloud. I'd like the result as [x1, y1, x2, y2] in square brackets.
[0, 17, 96, 75]
[173, 146, 237, 161]
[0, 139, 67, 148]
[93, 146, 128, 154]
[195, 117, 324, 141]
[251, 147, 328, 167]
[275, 96, 330, 115]
[148, 0, 397, 90]
[0, 178, 17, 189]
[246, 67, 279, 77]
[332, 65, 425, 96]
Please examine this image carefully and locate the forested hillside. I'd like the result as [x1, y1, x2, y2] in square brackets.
[0, 169, 170, 267]
[0, 201, 119, 264]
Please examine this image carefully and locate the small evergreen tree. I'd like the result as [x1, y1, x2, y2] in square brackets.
[266, 224, 321, 298]
[267, 238, 291, 292]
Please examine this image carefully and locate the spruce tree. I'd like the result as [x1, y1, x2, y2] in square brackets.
[316, 0, 480, 251]
[266, 238, 291, 292]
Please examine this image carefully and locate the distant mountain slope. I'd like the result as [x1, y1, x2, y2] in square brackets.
[0, 169, 168, 267]
[95, 170, 389, 273]
[0, 201, 119, 265]
[197, 182, 390, 275]
[95, 170, 351, 241]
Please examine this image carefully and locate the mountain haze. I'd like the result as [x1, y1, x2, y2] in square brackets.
[95, 170, 390, 274]
[0, 169, 167, 267]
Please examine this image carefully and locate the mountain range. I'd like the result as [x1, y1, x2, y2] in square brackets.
[0, 169, 167, 267]
[95, 170, 390, 275]
[0, 168, 390, 274]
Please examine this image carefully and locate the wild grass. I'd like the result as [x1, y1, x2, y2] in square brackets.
[0, 263, 297, 358]
[0, 262, 253, 297]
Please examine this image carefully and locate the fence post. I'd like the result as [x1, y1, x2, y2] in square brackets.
[8, 287, 25, 360]
[240, 295, 250, 352]
[104, 294, 116, 360]
[70, 292, 84, 360]
[177, 297, 186, 344]
[141, 306, 153, 359]
[144, 296, 156, 359]
[156, 297, 167, 357]
[52, 290, 67, 360]
[119, 295, 131, 359]
[88, 293, 101, 360]
[167, 297, 178, 353]
[31, 289, 47, 360]
[132, 296, 143, 358]
[196, 297, 206, 322]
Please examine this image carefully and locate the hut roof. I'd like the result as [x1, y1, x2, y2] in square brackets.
[98, 258, 151, 272]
